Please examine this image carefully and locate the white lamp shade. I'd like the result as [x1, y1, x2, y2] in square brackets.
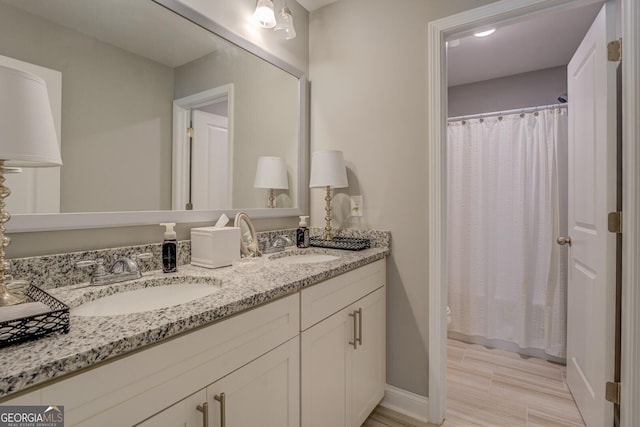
[254, 156, 288, 189]
[0, 65, 61, 167]
[309, 150, 348, 189]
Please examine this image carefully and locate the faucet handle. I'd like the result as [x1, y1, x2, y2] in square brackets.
[132, 252, 153, 262]
[76, 258, 107, 278]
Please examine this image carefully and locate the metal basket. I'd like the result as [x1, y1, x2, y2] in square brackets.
[310, 236, 371, 251]
[0, 285, 70, 347]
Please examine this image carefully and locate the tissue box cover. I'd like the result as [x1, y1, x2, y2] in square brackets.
[191, 226, 241, 269]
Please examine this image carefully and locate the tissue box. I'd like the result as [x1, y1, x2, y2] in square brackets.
[191, 226, 241, 269]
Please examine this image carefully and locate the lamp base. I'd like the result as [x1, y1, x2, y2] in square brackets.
[323, 186, 333, 240]
[0, 284, 27, 306]
[0, 161, 25, 306]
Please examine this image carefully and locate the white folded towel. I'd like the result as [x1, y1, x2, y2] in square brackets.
[0, 302, 50, 322]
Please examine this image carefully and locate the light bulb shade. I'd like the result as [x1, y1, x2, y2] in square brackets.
[254, 156, 288, 189]
[252, 0, 276, 28]
[0, 65, 61, 167]
[274, 7, 296, 40]
[309, 150, 348, 189]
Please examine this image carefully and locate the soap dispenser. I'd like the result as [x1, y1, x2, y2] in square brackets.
[296, 216, 310, 248]
[160, 222, 177, 273]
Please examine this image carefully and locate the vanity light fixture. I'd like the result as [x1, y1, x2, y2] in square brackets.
[0, 65, 62, 306]
[254, 156, 288, 208]
[252, 0, 277, 28]
[309, 150, 348, 241]
[274, 0, 296, 40]
[473, 28, 496, 37]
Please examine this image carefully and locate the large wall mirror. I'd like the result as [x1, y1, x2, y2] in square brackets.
[0, 0, 307, 232]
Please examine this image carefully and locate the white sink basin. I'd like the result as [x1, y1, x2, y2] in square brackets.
[271, 254, 340, 265]
[72, 281, 221, 317]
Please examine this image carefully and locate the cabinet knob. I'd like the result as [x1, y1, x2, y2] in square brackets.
[196, 401, 209, 427]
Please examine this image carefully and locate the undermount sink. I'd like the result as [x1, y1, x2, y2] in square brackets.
[271, 253, 340, 265]
[71, 277, 222, 317]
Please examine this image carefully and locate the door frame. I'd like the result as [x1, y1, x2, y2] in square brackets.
[171, 84, 234, 210]
[426, 0, 640, 425]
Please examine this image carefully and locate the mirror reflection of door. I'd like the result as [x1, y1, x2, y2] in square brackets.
[190, 104, 231, 210]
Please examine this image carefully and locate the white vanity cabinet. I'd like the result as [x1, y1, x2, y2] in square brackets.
[3, 257, 387, 427]
[300, 259, 386, 427]
[137, 336, 299, 427]
[4, 293, 299, 427]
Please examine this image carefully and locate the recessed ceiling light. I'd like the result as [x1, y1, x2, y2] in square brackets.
[474, 29, 496, 38]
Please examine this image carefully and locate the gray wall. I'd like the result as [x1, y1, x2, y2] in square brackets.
[0, 2, 174, 213]
[175, 50, 299, 209]
[309, 0, 497, 397]
[6, 0, 309, 258]
[448, 66, 567, 117]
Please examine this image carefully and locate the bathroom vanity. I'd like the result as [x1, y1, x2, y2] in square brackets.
[0, 242, 388, 427]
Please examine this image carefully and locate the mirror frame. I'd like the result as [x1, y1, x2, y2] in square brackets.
[8, 0, 308, 233]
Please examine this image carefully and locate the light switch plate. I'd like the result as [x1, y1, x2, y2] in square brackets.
[351, 195, 363, 217]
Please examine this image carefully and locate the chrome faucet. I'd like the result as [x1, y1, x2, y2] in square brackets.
[262, 235, 293, 254]
[77, 253, 153, 286]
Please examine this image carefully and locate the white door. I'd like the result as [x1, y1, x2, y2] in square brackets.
[565, 5, 616, 426]
[191, 109, 230, 210]
[136, 389, 206, 427]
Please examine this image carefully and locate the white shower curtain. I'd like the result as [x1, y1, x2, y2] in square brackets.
[447, 107, 568, 359]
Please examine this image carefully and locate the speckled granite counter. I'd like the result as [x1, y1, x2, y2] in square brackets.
[0, 244, 389, 399]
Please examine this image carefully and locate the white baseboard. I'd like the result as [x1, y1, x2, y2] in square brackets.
[380, 384, 430, 423]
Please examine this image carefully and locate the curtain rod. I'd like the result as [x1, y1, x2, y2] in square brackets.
[448, 103, 567, 123]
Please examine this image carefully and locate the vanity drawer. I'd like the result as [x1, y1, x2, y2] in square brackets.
[300, 259, 385, 331]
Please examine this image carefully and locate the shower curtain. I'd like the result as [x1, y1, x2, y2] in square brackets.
[447, 107, 568, 359]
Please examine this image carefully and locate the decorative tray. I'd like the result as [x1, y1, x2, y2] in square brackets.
[0, 285, 70, 347]
[310, 236, 371, 251]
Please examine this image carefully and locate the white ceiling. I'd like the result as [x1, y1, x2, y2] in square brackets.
[1, 0, 226, 68]
[296, 0, 338, 12]
[447, 2, 603, 86]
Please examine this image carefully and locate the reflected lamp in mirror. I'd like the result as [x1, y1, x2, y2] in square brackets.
[254, 156, 289, 208]
[309, 150, 348, 241]
[0, 65, 62, 306]
[252, 0, 276, 28]
[274, 0, 296, 40]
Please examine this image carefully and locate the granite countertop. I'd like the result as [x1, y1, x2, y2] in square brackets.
[0, 245, 389, 399]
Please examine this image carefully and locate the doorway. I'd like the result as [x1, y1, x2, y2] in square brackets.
[426, 0, 639, 425]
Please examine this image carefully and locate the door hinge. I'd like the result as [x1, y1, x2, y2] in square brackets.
[608, 211, 622, 233]
[186, 127, 194, 138]
[608, 39, 622, 62]
[605, 381, 621, 405]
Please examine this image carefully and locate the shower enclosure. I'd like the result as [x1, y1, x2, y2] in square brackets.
[447, 104, 568, 361]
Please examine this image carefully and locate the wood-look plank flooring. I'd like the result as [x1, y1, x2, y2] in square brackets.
[445, 339, 585, 426]
[362, 339, 585, 427]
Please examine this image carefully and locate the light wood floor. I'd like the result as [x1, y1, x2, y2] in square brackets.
[363, 339, 586, 427]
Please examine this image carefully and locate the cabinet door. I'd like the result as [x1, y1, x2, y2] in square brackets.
[351, 287, 386, 426]
[208, 337, 299, 427]
[301, 304, 353, 427]
[136, 389, 207, 427]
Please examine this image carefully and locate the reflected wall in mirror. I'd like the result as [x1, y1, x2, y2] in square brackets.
[0, 0, 301, 216]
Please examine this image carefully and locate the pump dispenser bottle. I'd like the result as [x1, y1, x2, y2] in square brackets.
[296, 216, 310, 248]
[160, 223, 177, 273]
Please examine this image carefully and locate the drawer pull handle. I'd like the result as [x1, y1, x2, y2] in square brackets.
[214, 393, 226, 427]
[196, 401, 209, 427]
[356, 308, 363, 346]
[349, 311, 358, 349]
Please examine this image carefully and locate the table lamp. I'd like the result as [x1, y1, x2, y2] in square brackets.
[254, 156, 289, 208]
[0, 65, 62, 306]
[309, 150, 348, 240]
